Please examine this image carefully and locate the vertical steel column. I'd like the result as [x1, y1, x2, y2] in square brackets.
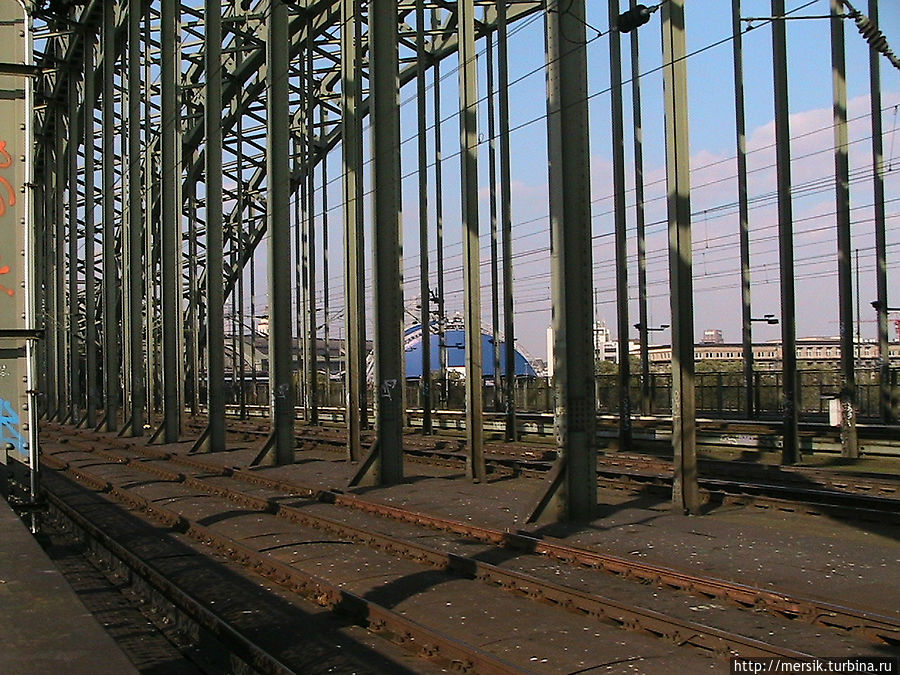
[126, 0, 145, 435]
[732, 0, 754, 420]
[831, 0, 858, 457]
[322, 113, 332, 395]
[369, 0, 404, 483]
[102, 1, 119, 431]
[458, 0, 485, 481]
[417, 0, 432, 433]
[662, 0, 699, 514]
[630, 1, 650, 418]
[264, 0, 296, 464]
[498, 0, 516, 440]
[84, 30, 98, 430]
[143, 7, 157, 416]
[772, 0, 799, 464]
[186, 185, 199, 415]
[55, 108, 67, 422]
[538, 0, 597, 520]
[486, 25, 500, 415]
[870, 0, 891, 422]
[433, 10, 447, 408]
[42, 126, 57, 420]
[67, 68, 81, 423]
[204, 0, 225, 452]
[610, 0, 631, 450]
[341, 0, 365, 458]
[305, 32, 319, 426]
[160, 0, 183, 442]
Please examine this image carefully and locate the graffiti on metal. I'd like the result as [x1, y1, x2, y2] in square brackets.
[0, 398, 27, 458]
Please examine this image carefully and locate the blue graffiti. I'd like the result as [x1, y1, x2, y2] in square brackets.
[0, 398, 27, 458]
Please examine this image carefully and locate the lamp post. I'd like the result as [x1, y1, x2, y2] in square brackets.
[872, 301, 898, 422]
[744, 314, 779, 418]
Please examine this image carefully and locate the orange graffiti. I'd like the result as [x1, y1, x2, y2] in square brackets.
[0, 141, 11, 168]
[0, 263, 13, 296]
[0, 176, 14, 217]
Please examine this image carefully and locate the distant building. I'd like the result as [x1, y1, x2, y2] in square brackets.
[648, 336, 900, 370]
[702, 329, 724, 345]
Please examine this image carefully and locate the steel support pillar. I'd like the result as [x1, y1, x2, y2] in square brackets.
[528, 0, 596, 522]
[772, 0, 799, 464]
[732, 0, 754, 420]
[83, 31, 98, 430]
[663, 0, 699, 514]
[870, 0, 892, 422]
[498, 0, 516, 440]
[255, 0, 296, 466]
[55, 108, 67, 422]
[433, 14, 447, 410]
[159, 0, 183, 443]
[610, 0, 631, 450]
[44, 118, 57, 420]
[630, 1, 650, 418]
[351, 0, 404, 486]
[486, 26, 500, 417]
[125, 0, 145, 436]
[101, 2, 119, 431]
[341, 0, 365, 460]
[199, 0, 225, 453]
[458, 0, 485, 481]
[67, 68, 81, 424]
[417, 0, 432, 434]
[831, 0, 858, 458]
[305, 33, 318, 427]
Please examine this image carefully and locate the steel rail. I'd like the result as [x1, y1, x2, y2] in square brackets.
[39, 453, 529, 675]
[41, 480, 296, 675]
[40, 426, 900, 648]
[41, 444, 815, 660]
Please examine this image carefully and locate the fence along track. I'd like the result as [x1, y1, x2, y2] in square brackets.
[40, 426, 900, 650]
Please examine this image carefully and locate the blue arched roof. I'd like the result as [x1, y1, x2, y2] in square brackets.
[403, 325, 536, 378]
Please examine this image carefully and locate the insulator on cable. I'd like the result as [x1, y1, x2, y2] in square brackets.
[616, 4, 653, 33]
[850, 11, 900, 72]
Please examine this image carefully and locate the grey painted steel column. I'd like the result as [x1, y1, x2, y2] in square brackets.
[265, 0, 296, 464]
[662, 0, 699, 514]
[417, 0, 432, 434]
[370, 0, 404, 483]
[498, 0, 516, 440]
[55, 108, 67, 421]
[160, 0, 183, 443]
[102, 2, 119, 431]
[84, 31, 98, 429]
[630, 1, 650, 418]
[545, 0, 596, 519]
[732, 0, 754, 420]
[67, 70, 81, 422]
[433, 15, 447, 409]
[772, 0, 798, 464]
[126, 0, 145, 435]
[870, 0, 891, 422]
[458, 0, 485, 481]
[486, 27, 500, 416]
[831, 0, 858, 457]
[305, 35, 318, 426]
[609, 0, 631, 450]
[44, 118, 57, 420]
[205, 0, 225, 452]
[341, 0, 364, 460]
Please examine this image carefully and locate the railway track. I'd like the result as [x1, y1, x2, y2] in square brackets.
[212, 404, 900, 457]
[181, 416, 900, 526]
[36, 424, 899, 673]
